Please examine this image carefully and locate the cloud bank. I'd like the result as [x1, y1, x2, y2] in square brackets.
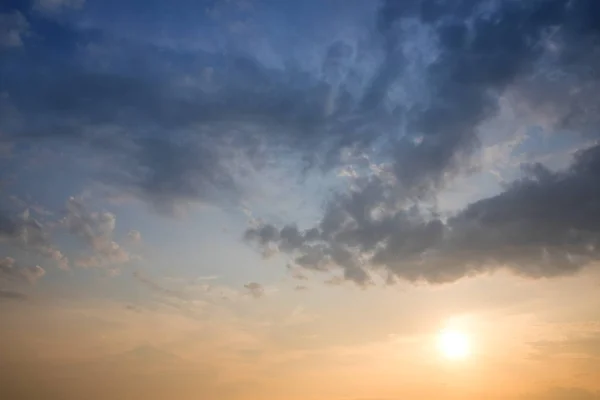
[245, 0, 600, 285]
[3, 0, 600, 286]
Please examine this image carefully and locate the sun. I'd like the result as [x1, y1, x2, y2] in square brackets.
[437, 329, 470, 360]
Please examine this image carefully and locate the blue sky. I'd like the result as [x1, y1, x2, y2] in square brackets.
[2, 1, 600, 399]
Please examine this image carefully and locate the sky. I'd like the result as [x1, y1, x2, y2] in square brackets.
[1, 0, 600, 399]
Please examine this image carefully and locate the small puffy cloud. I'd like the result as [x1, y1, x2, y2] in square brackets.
[0, 257, 46, 285]
[0, 209, 70, 270]
[75, 241, 131, 268]
[38, 247, 69, 270]
[0, 11, 28, 48]
[23, 265, 45, 284]
[243, 282, 264, 299]
[294, 285, 308, 291]
[127, 229, 142, 244]
[63, 197, 133, 268]
[0, 209, 48, 248]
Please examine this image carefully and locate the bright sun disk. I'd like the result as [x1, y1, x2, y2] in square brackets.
[437, 329, 470, 360]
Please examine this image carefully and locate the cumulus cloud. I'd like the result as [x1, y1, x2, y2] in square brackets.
[243, 282, 264, 299]
[63, 197, 133, 268]
[0, 209, 69, 270]
[38, 246, 69, 271]
[0, 257, 46, 285]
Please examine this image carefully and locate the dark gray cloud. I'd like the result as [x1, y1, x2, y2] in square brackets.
[4, 0, 600, 287]
[441, 144, 600, 279]
[244, 0, 600, 286]
[6, 0, 597, 214]
[98, 135, 240, 213]
[247, 143, 600, 285]
[0, 0, 494, 211]
[371, 0, 600, 201]
[2, 47, 351, 210]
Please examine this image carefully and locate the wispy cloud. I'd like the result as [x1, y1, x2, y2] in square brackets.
[243, 282, 264, 299]
[133, 270, 188, 301]
[0, 289, 28, 301]
[33, 0, 85, 14]
[0, 11, 28, 48]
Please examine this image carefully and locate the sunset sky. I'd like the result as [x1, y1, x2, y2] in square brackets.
[2, 1, 600, 399]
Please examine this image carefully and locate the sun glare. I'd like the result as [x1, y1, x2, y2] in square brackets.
[437, 329, 470, 360]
